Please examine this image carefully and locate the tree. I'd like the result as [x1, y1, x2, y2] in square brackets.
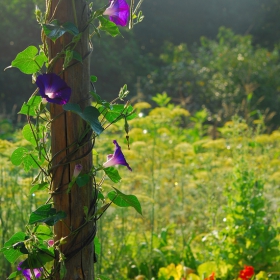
[142, 28, 280, 129]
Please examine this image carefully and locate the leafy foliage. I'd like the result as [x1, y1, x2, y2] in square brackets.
[94, 100, 280, 279]
[42, 20, 79, 42]
[63, 103, 104, 135]
[0, 0, 144, 278]
[28, 204, 66, 226]
[9, 46, 47, 74]
[143, 28, 280, 129]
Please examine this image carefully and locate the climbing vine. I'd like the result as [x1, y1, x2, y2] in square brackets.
[1, 0, 144, 279]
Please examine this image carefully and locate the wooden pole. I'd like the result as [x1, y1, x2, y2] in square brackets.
[48, 0, 94, 278]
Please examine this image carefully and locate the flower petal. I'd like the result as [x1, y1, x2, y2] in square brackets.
[36, 73, 71, 105]
[103, 140, 132, 171]
[17, 261, 43, 280]
[73, 164, 83, 178]
[104, 0, 130, 26]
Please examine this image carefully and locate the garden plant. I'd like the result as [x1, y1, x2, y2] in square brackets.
[0, 0, 145, 279]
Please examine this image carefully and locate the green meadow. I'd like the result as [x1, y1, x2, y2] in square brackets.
[1, 97, 279, 279]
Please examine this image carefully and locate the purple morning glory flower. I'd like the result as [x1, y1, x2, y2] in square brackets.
[103, 140, 132, 171]
[73, 164, 83, 178]
[103, 0, 130, 27]
[17, 262, 43, 280]
[36, 73, 71, 105]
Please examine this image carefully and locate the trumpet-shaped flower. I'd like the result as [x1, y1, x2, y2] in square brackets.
[103, 0, 130, 26]
[17, 262, 43, 280]
[73, 164, 83, 178]
[36, 73, 71, 105]
[103, 140, 132, 171]
[238, 266, 254, 280]
[68, 164, 83, 193]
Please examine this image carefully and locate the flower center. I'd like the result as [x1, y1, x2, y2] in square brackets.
[45, 92, 56, 99]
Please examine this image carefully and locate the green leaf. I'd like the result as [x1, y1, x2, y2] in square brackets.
[91, 6, 107, 20]
[98, 104, 136, 123]
[30, 182, 49, 194]
[22, 124, 43, 146]
[33, 225, 53, 241]
[98, 191, 105, 200]
[90, 91, 111, 109]
[63, 103, 104, 135]
[83, 206, 88, 217]
[11, 147, 38, 171]
[1, 232, 27, 263]
[63, 49, 73, 69]
[43, 20, 65, 41]
[108, 188, 142, 215]
[72, 51, 83, 63]
[19, 247, 55, 269]
[62, 22, 79, 35]
[90, 75, 97, 83]
[19, 96, 42, 116]
[11, 147, 28, 166]
[82, 106, 104, 135]
[104, 167, 122, 183]
[32, 172, 41, 185]
[43, 20, 79, 42]
[119, 84, 129, 100]
[63, 103, 82, 113]
[7, 271, 22, 279]
[98, 16, 121, 37]
[92, 24, 101, 38]
[73, 33, 83, 43]
[22, 124, 37, 146]
[60, 262, 67, 279]
[10, 46, 46, 74]
[76, 174, 90, 187]
[37, 246, 55, 263]
[29, 204, 66, 226]
[108, 191, 129, 207]
[94, 237, 101, 255]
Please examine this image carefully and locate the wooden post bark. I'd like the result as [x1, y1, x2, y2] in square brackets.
[48, 0, 94, 279]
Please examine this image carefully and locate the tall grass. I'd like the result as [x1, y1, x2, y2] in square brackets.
[94, 104, 280, 279]
[0, 102, 279, 279]
[0, 135, 46, 278]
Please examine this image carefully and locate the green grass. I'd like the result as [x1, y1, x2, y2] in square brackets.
[0, 102, 279, 280]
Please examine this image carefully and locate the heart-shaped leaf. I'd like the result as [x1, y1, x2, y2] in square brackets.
[108, 187, 142, 215]
[10, 46, 47, 74]
[29, 204, 66, 226]
[63, 103, 104, 135]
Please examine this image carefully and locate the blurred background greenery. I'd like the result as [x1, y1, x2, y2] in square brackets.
[1, 0, 280, 128]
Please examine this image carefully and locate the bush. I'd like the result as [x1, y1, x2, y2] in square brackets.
[143, 28, 280, 130]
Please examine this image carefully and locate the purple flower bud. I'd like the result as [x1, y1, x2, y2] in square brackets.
[103, 140, 132, 171]
[73, 164, 83, 178]
[103, 0, 130, 27]
[36, 73, 71, 105]
[17, 261, 43, 280]
[48, 239, 54, 247]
